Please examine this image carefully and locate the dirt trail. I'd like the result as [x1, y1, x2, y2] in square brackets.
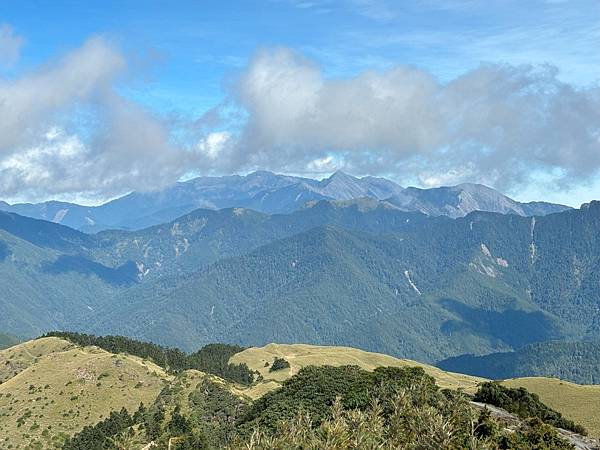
[470, 402, 599, 450]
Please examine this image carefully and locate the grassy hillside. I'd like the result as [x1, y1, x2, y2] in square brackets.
[230, 343, 485, 398]
[1, 337, 599, 447]
[503, 377, 600, 439]
[0, 337, 170, 449]
[0, 338, 74, 384]
[232, 344, 600, 438]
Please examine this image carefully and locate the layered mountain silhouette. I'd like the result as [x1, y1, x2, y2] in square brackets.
[0, 171, 569, 232]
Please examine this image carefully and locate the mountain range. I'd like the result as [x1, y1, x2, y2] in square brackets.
[0, 171, 570, 232]
[0, 180, 598, 370]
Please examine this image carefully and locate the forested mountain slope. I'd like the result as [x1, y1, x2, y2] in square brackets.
[1, 199, 598, 363]
[90, 202, 600, 362]
[438, 340, 600, 384]
[91, 200, 432, 279]
[0, 332, 19, 350]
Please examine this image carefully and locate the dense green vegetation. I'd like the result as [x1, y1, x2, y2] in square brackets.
[232, 400, 575, 450]
[474, 382, 586, 435]
[63, 365, 579, 449]
[62, 407, 136, 450]
[268, 357, 290, 372]
[439, 341, 600, 384]
[153, 374, 249, 448]
[45, 332, 255, 385]
[4, 200, 600, 364]
[237, 366, 440, 433]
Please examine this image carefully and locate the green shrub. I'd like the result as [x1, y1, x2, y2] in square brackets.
[268, 357, 290, 372]
[474, 382, 586, 435]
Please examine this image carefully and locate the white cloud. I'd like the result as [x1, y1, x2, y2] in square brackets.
[2, 35, 599, 203]
[196, 131, 231, 159]
[418, 165, 478, 188]
[307, 155, 338, 172]
[0, 37, 125, 154]
[210, 47, 600, 192]
[0, 35, 204, 201]
[0, 24, 23, 68]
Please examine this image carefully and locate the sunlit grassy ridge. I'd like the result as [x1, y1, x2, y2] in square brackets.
[232, 343, 600, 438]
[2, 338, 599, 448]
[0, 337, 171, 449]
[503, 377, 600, 438]
[0, 338, 74, 384]
[230, 343, 486, 396]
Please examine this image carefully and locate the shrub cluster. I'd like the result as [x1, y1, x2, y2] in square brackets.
[268, 357, 290, 372]
[474, 381, 587, 435]
[62, 366, 579, 449]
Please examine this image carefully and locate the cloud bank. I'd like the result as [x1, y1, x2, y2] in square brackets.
[1, 36, 599, 202]
[0, 35, 200, 202]
[211, 48, 600, 191]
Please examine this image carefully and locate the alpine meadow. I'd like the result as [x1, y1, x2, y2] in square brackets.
[1, 1, 599, 449]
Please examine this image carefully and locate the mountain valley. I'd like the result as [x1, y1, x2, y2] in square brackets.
[2, 172, 600, 449]
[0, 175, 597, 368]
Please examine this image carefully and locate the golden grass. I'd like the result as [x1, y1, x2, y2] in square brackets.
[0, 337, 171, 449]
[3, 338, 599, 447]
[232, 343, 600, 438]
[502, 377, 600, 438]
[0, 337, 75, 383]
[232, 380, 281, 401]
[230, 343, 486, 398]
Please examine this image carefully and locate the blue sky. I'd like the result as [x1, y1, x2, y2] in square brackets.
[5, 0, 597, 110]
[0, 0, 599, 205]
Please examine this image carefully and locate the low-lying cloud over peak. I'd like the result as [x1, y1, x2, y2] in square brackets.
[211, 47, 600, 192]
[1, 37, 599, 204]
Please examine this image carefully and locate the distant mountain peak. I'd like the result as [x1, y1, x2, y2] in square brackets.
[316, 171, 371, 200]
[0, 171, 572, 231]
[321, 170, 357, 184]
[248, 170, 277, 177]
